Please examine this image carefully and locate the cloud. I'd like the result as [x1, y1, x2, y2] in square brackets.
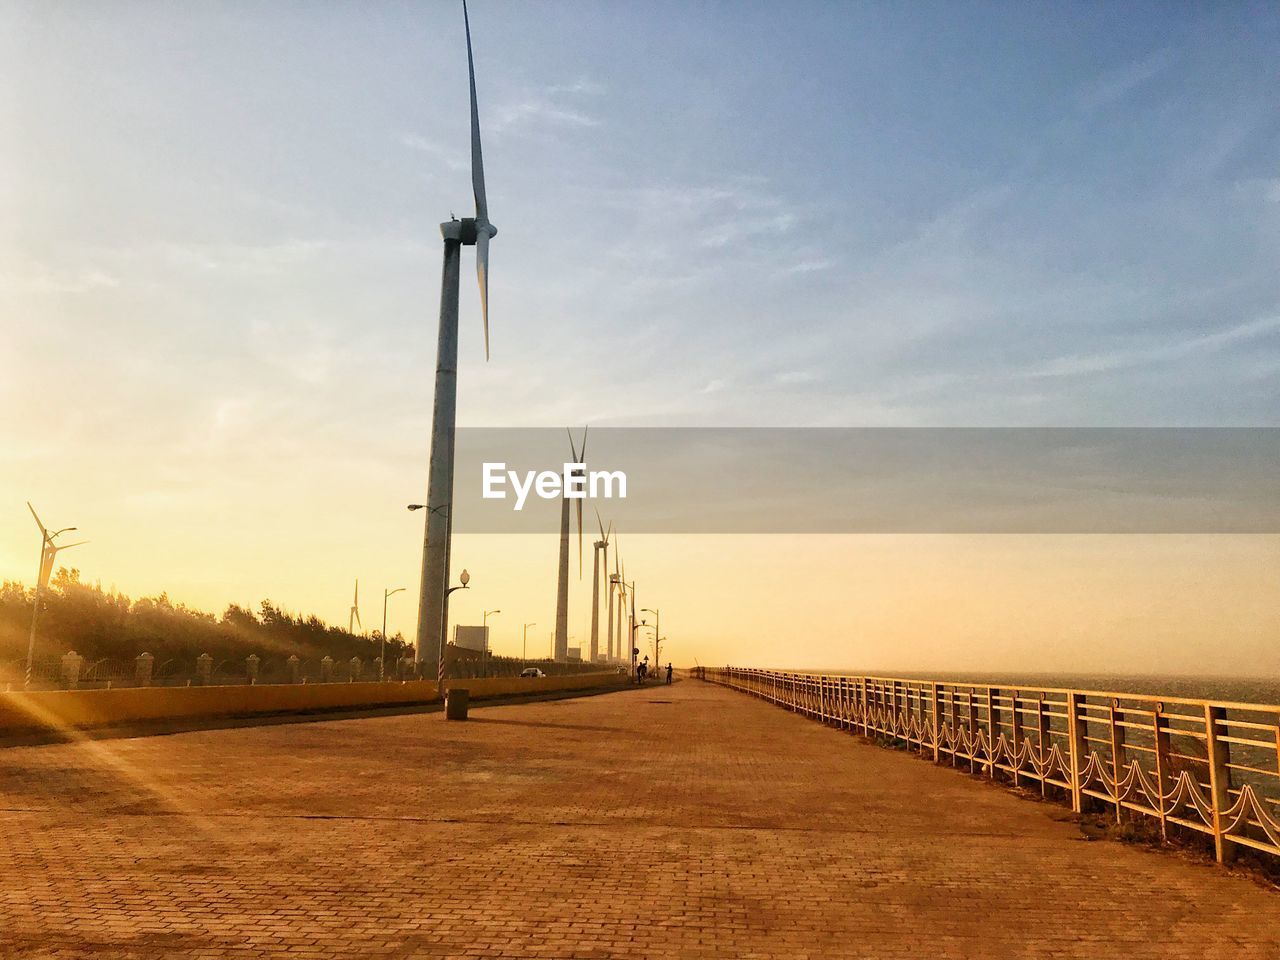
[1019, 314, 1280, 380]
[773, 370, 820, 386]
[545, 78, 606, 97]
[701, 378, 727, 394]
[399, 133, 468, 171]
[780, 258, 833, 276]
[0, 264, 122, 294]
[488, 99, 600, 135]
[1078, 49, 1176, 112]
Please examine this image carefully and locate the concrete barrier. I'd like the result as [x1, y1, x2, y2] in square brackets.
[0, 671, 629, 735]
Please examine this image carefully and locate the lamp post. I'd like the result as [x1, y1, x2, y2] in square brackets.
[482, 609, 500, 677]
[630, 618, 646, 682]
[24, 503, 85, 689]
[381, 587, 406, 681]
[641, 607, 660, 674]
[522, 621, 536, 667]
[438, 569, 470, 690]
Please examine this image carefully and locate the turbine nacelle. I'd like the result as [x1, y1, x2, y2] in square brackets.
[443, 218, 498, 245]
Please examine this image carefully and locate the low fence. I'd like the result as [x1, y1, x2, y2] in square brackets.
[0, 651, 613, 692]
[695, 666, 1280, 864]
[0, 671, 630, 736]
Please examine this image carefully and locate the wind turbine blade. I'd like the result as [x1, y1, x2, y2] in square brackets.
[54, 540, 88, 551]
[476, 226, 490, 360]
[26, 501, 47, 536]
[595, 508, 606, 541]
[464, 0, 487, 223]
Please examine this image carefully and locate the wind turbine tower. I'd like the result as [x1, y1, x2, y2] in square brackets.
[590, 513, 611, 663]
[553, 428, 586, 661]
[348, 580, 362, 635]
[414, 0, 497, 671]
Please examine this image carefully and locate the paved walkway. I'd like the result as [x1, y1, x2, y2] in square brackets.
[0, 681, 1276, 959]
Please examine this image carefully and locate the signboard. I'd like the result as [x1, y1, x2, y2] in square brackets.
[454, 625, 489, 652]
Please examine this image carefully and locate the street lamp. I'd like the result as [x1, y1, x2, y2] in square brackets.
[630, 618, 646, 681]
[642, 607, 660, 673]
[24, 503, 85, 688]
[438, 569, 470, 688]
[522, 621, 536, 667]
[381, 587, 406, 681]
[482, 609, 501, 677]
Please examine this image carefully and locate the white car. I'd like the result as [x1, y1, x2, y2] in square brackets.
[520, 667, 545, 678]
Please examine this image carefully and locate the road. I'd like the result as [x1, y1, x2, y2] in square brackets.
[0, 679, 1276, 958]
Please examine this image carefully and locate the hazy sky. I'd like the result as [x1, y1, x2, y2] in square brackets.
[2, 2, 1278, 674]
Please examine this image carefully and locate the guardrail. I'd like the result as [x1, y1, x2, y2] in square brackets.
[694, 666, 1280, 864]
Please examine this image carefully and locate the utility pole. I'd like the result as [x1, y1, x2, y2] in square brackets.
[482, 609, 500, 677]
[522, 622, 535, 667]
[381, 587, 406, 681]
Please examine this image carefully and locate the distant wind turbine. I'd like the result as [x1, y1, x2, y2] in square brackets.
[590, 511, 612, 664]
[24, 502, 86, 687]
[348, 580, 363, 635]
[414, 0, 499, 673]
[554, 427, 587, 661]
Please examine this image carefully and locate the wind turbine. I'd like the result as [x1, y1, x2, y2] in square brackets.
[348, 580, 362, 635]
[553, 427, 587, 661]
[414, 0, 499, 672]
[590, 511, 612, 663]
[24, 503, 86, 687]
[613, 548, 628, 663]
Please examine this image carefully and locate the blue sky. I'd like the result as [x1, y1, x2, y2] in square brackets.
[2, 2, 1279, 665]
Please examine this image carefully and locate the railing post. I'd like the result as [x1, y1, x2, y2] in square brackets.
[1204, 704, 1235, 864]
[1035, 695, 1050, 799]
[859, 677, 869, 736]
[1010, 690, 1024, 787]
[986, 687, 1000, 780]
[61, 651, 83, 690]
[1109, 699, 1126, 825]
[930, 682, 941, 763]
[134, 652, 153, 688]
[950, 691, 961, 768]
[1067, 692, 1087, 813]
[966, 692, 980, 775]
[1152, 703, 1170, 840]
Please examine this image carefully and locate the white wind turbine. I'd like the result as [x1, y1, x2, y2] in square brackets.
[414, 0, 499, 672]
[348, 579, 363, 635]
[554, 427, 587, 661]
[24, 503, 86, 687]
[612, 543, 627, 663]
[590, 510, 612, 664]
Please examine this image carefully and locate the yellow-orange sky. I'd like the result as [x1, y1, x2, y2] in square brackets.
[1, 457, 1277, 678]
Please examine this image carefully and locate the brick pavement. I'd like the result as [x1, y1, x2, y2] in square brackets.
[0, 680, 1276, 959]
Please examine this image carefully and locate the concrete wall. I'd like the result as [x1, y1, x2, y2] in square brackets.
[0, 672, 629, 734]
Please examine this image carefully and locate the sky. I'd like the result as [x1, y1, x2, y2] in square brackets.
[2, 1, 1278, 676]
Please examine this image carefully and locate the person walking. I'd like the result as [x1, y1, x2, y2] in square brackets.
[665, 663, 673, 685]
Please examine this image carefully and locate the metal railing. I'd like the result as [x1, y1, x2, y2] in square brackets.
[695, 666, 1280, 864]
